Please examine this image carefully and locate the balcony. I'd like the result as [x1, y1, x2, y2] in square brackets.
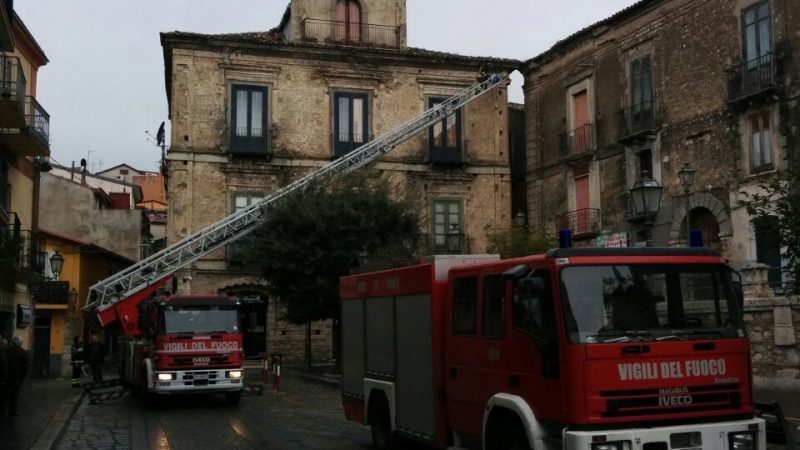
[555, 208, 600, 239]
[618, 101, 658, 143]
[32, 281, 70, 305]
[727, 53, 778, 106]
[0, 55, 26, 128]
[301, 19, 401, 48]
[0, 96, 50, 156]
[559, 124, 596, 165]
[426, 231, 468, 255]
[17, 229, 46, 277]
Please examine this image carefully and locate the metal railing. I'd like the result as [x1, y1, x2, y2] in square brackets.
[17, 230, 46, 275]
[619, 101, 657, 140]
[302, 19, 400, 48]
[0, 54, 25, 111]
[727, 53, 777, 103]
[426, 232, 467, 255]
[25, 96, 49, 146]
[555, 208, 600, 236]
[559, 123, 595, 159]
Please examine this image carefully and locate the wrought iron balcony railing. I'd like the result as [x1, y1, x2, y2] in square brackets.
[25, 96, 50, 146]
[555, 208, 600, 237]
[17, 229, 46, 275]
[618, 101, 658, 141]
[302, 18, 401, 48]
[426, 232, 467, 255]
[0, 54, 26, 112]
[559, 124, 596, 159]
[727, 53, 778, 104]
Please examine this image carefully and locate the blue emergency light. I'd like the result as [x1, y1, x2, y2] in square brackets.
[689, 229, 704, 247]
[558, 229, 573, 249]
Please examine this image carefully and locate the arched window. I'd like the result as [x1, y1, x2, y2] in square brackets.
[335, 0, 361, 43]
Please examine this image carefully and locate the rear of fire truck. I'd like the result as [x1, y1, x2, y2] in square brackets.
[119, 294, 244, 405]
[552, 247, 765, 450]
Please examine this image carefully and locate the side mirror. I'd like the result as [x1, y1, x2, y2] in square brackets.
[734, 280, 744, 310]
[516, 277, 545, 343]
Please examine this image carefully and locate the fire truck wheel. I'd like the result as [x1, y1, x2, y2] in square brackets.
[500, 419, 530, 450]
[225, 391, 242, 406]
[368, 392, 393, 450]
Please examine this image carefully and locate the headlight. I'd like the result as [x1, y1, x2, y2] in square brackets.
[227, 370, 243, 379]
[157, 373, 174, 381]
[729, 432, 756, 450]
[591, 443, 623, 450]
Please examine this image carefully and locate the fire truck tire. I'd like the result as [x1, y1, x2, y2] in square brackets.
[225, 391, 242, 406]
[499, 419, 530, 450]
[368, 392, 394, 450]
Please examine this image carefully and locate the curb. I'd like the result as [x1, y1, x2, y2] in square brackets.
[28, 387, 86, 450]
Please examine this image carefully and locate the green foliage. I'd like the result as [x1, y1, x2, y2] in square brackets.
[247, 174, 420, 324]
[739, 170, 800, 293]
[486, 225, 553, 259]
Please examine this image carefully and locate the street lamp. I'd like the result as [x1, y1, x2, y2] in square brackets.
[629, 170, 663, 247]
[446, 224, 464, 254]
[49, 250, 64, 280]
[513, 209, 526, 227]
[678, 163, 696, 246]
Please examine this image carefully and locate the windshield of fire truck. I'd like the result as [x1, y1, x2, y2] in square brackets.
[560, 264, 744, 344]
[161, 306, 239, 334]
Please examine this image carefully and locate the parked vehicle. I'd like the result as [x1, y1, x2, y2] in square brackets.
[340, 245, 766, 449]
[117, 293, 244, 405]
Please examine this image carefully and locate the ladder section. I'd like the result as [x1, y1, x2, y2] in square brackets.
[84, 73, 509, 322]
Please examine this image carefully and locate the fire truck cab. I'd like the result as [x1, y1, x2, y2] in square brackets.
[340, 249, 765, 450]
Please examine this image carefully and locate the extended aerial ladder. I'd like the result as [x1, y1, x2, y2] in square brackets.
[84, 73, 509, 334]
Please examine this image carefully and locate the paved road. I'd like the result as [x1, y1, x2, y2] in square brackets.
[57, 371, 372, 450]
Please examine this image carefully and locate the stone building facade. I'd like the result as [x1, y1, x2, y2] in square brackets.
[521, 0, 799, 380]
[522, 0, 798, 279]
[160, 0, 518, 364]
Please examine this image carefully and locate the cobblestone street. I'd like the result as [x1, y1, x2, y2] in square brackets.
[56, 370, 371, 450]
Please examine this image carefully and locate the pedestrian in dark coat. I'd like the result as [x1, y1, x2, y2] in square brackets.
[0, 337, 8, 416]
[87, 334, 105, 384]
[6, 335, 28, 417]
[70, 335, 84, 387]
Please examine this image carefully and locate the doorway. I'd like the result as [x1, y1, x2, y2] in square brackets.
[32, 312, 52, 378]
[231, 291, 267, 358]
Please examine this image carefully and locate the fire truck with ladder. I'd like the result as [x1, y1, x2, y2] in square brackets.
[81, 73, 510, 405]
[340, 235, 775, 450]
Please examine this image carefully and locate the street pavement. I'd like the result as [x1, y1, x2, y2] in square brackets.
[2, 368, 798, 450]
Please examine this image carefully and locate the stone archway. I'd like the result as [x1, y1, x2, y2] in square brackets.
[669, 192, 732, 243]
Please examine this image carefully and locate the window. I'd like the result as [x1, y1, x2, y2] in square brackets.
[630, 55, 653, 119]
[482, 274, 504, 339]
[230, 84, 269, 155]
[229, 193, 264, 262]
[333, 92, 369, 158]
[753, 216, 782, 290]
[513, 269, 558, 378]
[428, 97, 462, 163]
[432, 199, 463, 253]
[635, 149, 653, 179]
[750, 111, 772, 172]
[335, 0, 362, 43]
[453, 276, 477, 336]
[742, 1, 771, 64]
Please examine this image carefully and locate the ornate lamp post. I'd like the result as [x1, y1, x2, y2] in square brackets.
[678, 163, 696, 246]
[446, 224, 464, 254]
[49, 250, 64, 280]
[68, 287, 78, 310]
[629, 171, 663, 247]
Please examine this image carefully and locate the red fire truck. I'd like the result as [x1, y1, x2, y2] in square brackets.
[118, 292, 244, 405]
[340, 248, 766, 449]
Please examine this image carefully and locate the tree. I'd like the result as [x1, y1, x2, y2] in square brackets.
[247, 174, 420, 369]
[739, 170, 800, 293]
[486, 225, 553, 259]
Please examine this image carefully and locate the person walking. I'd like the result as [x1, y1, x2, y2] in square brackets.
[6, 335, 28, 417]
[70, 335, 84, 387]
[87, 334, 105, 384]
[0, 337, 8, 417]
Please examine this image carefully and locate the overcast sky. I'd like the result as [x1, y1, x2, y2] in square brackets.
[16, 0, 636, 173]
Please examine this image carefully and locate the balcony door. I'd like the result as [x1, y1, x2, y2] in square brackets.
[572, 90, 589, 152]
[574, 169, 590, 234]
[335, 0, 362, 43]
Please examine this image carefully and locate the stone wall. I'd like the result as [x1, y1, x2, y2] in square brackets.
[741, 263, 800, 388]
